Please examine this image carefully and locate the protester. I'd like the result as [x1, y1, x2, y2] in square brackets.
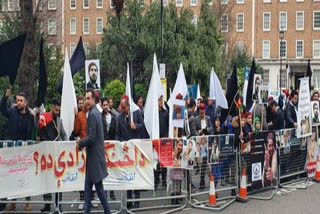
[0, 89, 34, 211]
[214, 116, 224, 134]
[245, 112, 253, 133]
[187, 98, 197, 137]
[253, 117, 261, 132]
[108, 97, 119, 117]
[266, 97, 273, 124]
[221, 115, 233, 134]
[268, 100, 284, 130]
[192, 103, 214, 136]
[205, 98, 216, 125]
[76, 89, 111, 214]
[135, 94, 144, 119]
[285, 90, 298, 128]
[101, 97, 117, 200]
[39, 100, 67, 212]
[252, 103, 267, 130]
[194, 97, 203, 116]
[156, 95, 168, 190]
[116, 95, 145, 209]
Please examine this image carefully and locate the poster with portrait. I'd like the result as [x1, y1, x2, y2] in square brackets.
[156, 138, 173, 167]
[208, 135, 234, 164]
[311, 101, 320, 124]
[297, 78, 312, 138]
[172, 99, 185, 128]
[181, 139, 196, 169]
[85, 60, 101, 90]
[251, 131, 277, 190]
[306, 126, 319, 179]
[252, 74, 261, 101]
[187, 85, 198, 99]
[172, 138, 184, 168]
[259, 86, 269, 104]
[191, 136, 208, 169]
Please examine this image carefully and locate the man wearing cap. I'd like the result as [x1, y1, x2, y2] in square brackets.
[266, 97, 273, 124]
[116, 94, 145, 208]
[193, 103, 214, 136]
[268, 100, 284, 130]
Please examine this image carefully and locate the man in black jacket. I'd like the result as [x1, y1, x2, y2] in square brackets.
[0, 89, 34, 212]
[268, 100, 284, 130]
[285, 90, 298, 128]
[101, 97, 117, 200]
[116, 95, 145, 209]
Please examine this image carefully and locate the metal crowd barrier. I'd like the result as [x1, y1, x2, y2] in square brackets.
[189, 135, 237, 211]
[239, 131, 278, 201]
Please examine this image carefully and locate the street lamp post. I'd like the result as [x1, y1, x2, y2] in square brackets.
[279, 30, 284, 90]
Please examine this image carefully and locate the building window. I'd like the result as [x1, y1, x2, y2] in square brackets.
[263, 0, 271, 2]
[163, 0, 168, 7]
[48, 0, 56, 10]
[191, 0, 197, 6]
[263, 70, 269, 86]
[313, 69, 320, 88]
[237, 0, 244, 3]
[83, 17, 89, 34]
[279, 40, 287, 58]
[313, 40, 320, 58]
[221, 0, 228, 5]
[296, 11, 304, 30]
[96, 17, 103, 34]
[70, 43, 76, 56]
[70, 18, 76, 35]
[263, 12, 271, 31]
[279, 12, 287, 31]
[48, 19, 56, 35]
[176, 0, 183, 7]
[280, 0, 287, 2]
[280, 70, 286, 88]
[8, 0, 14, 11]
[237, 13, 244, 32]
[221, 14, 228, 32]
[191, 15, 198, 26]
[296, 40, 304, 58]
[84, 43, 90, 55]
[97, 0, 103, 8]
[236, 41, 244, 52]
[70, 0, 76, 9]
[263, 40, 270, 59]
[314, 11, 320, 30]
[83, 0, 89, 9]
[48, 43, 56, 59]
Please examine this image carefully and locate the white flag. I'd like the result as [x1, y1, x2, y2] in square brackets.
[168, 63, 188, 138]
[60, 48, 77, 139]
[126, 63, 139, 122]
[144, 54, 163, 139]
[196, 84, 201, 100]
[209, 68, 228, 109]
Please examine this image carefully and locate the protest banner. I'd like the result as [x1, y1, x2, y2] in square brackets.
[208, 135, 234, 164]
[153, 138, 173, 167]
[0, 140, 153, 199]
[297, 77, 312, 138]
[306, 126, 319, 180]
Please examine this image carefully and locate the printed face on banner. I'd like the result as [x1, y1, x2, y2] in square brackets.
[259, 86, 268, 104]
[172, 138, 184, 167]
[172, 104, 185, 128]
[85, 60, 100, 90]
[279, 129, 291, 148]
[181, 139, 196, 169]
[208, 136, 220, 164]
[262, 132, 277, 188]
[307, 127, 318, 179]
[297, 78, 312, 138]
[252, 74, 261, 101]
[311, 101, 320, 124]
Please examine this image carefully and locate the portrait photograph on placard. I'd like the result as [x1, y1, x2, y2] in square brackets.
[259, 86, 269, 104]
[311, 101, 320, 124]
[208, 136, 220, 164]
[85, 60, 101, 90]
[306, 127, 319, 179]
[252, 74, 261, 101]
[181, 139, 196, 169]
[172, 138, 184, 168]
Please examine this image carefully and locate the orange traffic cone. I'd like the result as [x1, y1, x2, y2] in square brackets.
[237, 168, 248, 202]
[314, 155, 320, 183]
[208, 175, 217, 206]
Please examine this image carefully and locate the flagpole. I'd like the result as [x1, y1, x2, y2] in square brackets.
[227, 87, 241, 117]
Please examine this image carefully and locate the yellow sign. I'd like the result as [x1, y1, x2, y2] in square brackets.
[160, 78, 167, 101]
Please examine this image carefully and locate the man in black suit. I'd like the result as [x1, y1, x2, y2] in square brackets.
[285, 90, 298, 128]
[76, 89, 111, 214]
[116, 95, 145, 209]
[268, 100, 284, 130]
[101, 97, 117, 200]
[192, 103, 214, 136]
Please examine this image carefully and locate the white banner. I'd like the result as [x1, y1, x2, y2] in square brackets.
[0, 140, 153, 199]
[297, 77, 312, 138]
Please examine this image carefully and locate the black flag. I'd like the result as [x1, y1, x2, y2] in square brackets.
[221, 65, 239, 122]
[0, 34, 26, 85]
[35, 38, 47, 107]
[306, 59, 312, 91]
[56, 36, 86, 94]
[246, 58, 256, 112]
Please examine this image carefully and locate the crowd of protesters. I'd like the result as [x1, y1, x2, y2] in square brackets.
[0, 85, 310, 212]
